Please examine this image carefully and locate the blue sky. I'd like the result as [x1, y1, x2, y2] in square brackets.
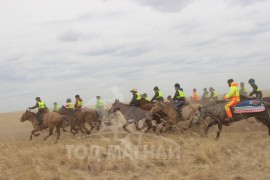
[0, 0, 270, 112]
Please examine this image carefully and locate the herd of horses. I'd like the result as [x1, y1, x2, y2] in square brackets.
[20, 96, 270, 142]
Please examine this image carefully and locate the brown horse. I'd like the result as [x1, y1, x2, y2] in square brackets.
[150, 101, 201, 132]
[139, 99, 167, 133]
[109, 99, 149, 133]
[59, 106, 102, 135]
[58, 106, 82, 135]
[20, 110, 70, 142]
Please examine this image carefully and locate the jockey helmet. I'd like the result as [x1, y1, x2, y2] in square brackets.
[174, 83, 180, 88]
[248, 78, 255, 84]
[227, 79, 234, 84]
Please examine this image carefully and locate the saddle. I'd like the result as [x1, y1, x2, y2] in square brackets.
[232, 100, 265, 114]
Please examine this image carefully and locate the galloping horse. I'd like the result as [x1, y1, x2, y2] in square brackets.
[59, 106, 102, 135]
[150, 101, 201, 132]
[109, 99, 149, 133]
[193, 100, 270, 140]
[139, 99, 167, 133]
[20, 110, 71, 142]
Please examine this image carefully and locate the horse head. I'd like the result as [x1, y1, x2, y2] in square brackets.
[109, 100, 121, 114]
[20, 110, 34, 122]
[192, 106, 203, 124]
[59, 105, 70, 115]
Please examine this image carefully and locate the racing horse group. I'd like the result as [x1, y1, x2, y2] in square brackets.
[20, 96, 270, 142]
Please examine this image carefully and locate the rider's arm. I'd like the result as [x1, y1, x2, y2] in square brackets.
[225, 87, 234, 99]
[249, 84, 258, 96]
[151, 92, 158, 102]
[29, 103, 38, 109]
[172, 91, 178, 101]
[74, 99, 78, 108]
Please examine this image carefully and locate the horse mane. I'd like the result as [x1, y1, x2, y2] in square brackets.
[27, 111, 36, 115]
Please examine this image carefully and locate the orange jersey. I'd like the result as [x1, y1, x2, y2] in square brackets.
[192, 92, 199, 101]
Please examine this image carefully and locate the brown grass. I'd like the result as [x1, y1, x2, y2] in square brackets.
[1, 92, 270, 180]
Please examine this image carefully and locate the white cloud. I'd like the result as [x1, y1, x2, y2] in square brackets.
[0, 0, 270, 112]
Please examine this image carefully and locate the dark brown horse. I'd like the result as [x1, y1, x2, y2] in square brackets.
[193, 100, 270, 140]
[150, 101, 201, 132]
[109, 99, 149, 133]
[59, 106, 102, 135]
[139, 99, 167, 133]
[20, 110, 71, 142]
[57, 106, 80, 135]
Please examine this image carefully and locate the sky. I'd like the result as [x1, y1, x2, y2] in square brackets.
[0, 0, 270, 112]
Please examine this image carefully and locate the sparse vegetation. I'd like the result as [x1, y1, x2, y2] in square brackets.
[1, 93, 270, 179]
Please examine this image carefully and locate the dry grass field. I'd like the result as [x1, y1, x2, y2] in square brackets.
[1, 114, 270, 180]
[1, 91, 270, 180]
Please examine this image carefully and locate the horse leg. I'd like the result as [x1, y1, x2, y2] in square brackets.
[70, 126, 77, 136]
[62, 126, 67, 132]
[84, 124, 91, 135]
[68, 118, 78, 135]
[160, 122, 167, 133]
[44, 128, 54, 141]
[30, 129, 40, 140]
[123, 123, 131, 133]
[140, 121, 147, 131]
[54, 125, 61, 143]
[30, 129, 36, 140]
[205, 120, 217, 135]
[135, 121, 141, 131]
[153, 126, 157, 132]
[152, 120, 159, 133]
[61, 117, 68, 132]
[215, 122, 223, 141]
[96, 120, 102, 131]
[56, 126, 61, 139]
[140, 122, 147, 132]
[144, 119, 152, 133]
[79, 123, 86, 133]
[81, 120, 90, 135]
[89, 123, 95, 134]
[30, 132, 33, 141]
[256, 115, 270, 136]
